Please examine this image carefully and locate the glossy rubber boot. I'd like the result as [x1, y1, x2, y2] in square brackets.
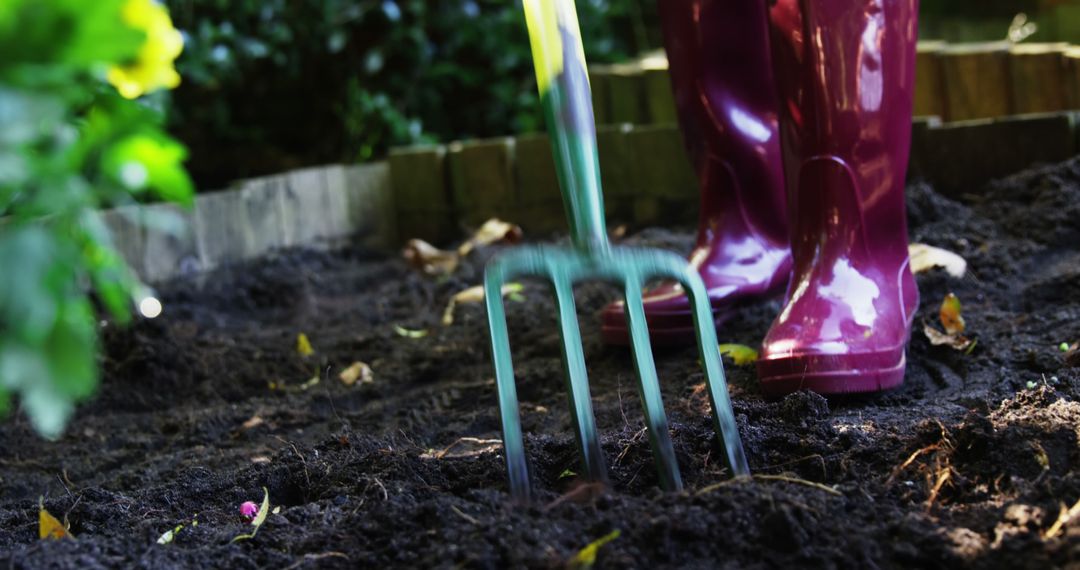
[757, 0, 920, 396]
[601, 0, 791, 345]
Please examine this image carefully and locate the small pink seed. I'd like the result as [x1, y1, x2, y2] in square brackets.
[239, 501, 259, 520]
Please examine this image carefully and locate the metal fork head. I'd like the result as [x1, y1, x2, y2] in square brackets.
[484, 244, 749, 502]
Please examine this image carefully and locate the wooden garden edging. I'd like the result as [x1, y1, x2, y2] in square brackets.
[391, 112, 1080, 242]
[595, 41, 1080, 126]
[103, 163, 395, 284]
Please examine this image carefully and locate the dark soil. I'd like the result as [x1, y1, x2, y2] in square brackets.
[2, 158, 1080, 569]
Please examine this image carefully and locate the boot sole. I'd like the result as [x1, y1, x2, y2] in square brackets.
[757, 352, 906, 397]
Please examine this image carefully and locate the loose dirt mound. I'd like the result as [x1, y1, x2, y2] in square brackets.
[0, 159, 1078, 568]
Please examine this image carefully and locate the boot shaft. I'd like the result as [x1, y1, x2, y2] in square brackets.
[656, 0, 788, 248]
[767, 0, 919, 264]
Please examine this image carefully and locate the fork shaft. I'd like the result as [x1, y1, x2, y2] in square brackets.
[553, 278, 608, 483]
[678, 271, 750, 477]
[622, 279, 683, 492]
[523, 0, 609, 254]
[484, 270, 531, 500]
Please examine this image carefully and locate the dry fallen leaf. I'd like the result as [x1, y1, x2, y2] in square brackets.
[393, 325, 428, 339]
[442, 283, 524, 326]
[939, 293, 965, 334]
[296, 333, 314, 357]
[909, 243, 967, 278]
[569, 530, 621, 569]
[39, 499, 71, 540]
[402, 239, 459, 276]
[923, 324, 976, 352]
[339, 361, 374, 386]
[718, 343, 759, 366]
[420, 437, 503, 460]
[924, 293, 975, 352]
[457, 218, 523, 257]
[156, 527, 178, 545]
[241, 415, 264, 430]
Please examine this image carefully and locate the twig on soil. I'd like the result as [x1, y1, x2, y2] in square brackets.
[424, 437, 503, 460]
[282, 551, 349, 570]
[450, 505, 479, 525]
[275, 436, 312, 496]
[617, 375, 630, 431]
[55, 473, 72, 497]
[696, 474, 841, 497]
[626, 464, 646, 488]
[888, 444, 941, 485]
[925, 467, 952, 510]
[363, 476, 389, 501]
[1044, 498, 1080, 539]
[754, 475, 842, 496]
[543, 482, 606, 512]
[759, 454, 829, 480]
[886, 421, 958, 510]
[615, 428, 647, 466]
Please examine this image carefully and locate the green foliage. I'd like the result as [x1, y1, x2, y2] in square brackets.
[0, 0, 193, 437]
[164, 0, 659, 186]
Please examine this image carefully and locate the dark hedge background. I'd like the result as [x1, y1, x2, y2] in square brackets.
[162, 0, 1075, 188]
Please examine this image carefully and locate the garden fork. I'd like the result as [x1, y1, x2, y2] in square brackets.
[483, 0, 749, 501]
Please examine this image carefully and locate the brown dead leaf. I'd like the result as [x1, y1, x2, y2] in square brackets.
[402, 239, 459, 276]
[923, 293, 976, 352]
[939, 293, 966, 334]
[242, 415, 264, 430]
[909, 243, 967, 278]
[457, 218, 523, 257]
[543, 481, 607, 513]
[442, 283, 524, 326]
[924, 323, 975, 352]
[339, 361, 374, 386]
[420, 437, 503, 460]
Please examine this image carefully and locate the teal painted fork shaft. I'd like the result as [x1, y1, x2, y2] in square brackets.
[553, 279, 608, 483]
[622, 275, 682, 491]
[526, 0, 608, 253]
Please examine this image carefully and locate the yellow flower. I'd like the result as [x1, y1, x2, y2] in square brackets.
[107, 0, 184, 99]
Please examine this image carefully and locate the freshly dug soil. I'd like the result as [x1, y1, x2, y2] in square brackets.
[1, 158, 1079, 569]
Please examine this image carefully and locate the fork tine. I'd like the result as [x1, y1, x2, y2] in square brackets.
[552, 277, 608, 484]
[676, 270, 751, 477]
[484, 269, 531, 501]
[622, 275, 683, 492]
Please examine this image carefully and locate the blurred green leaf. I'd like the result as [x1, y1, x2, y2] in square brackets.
[102, 133, 194, 205]
[0, 227, 60, 344]
[0, 0, 144, 72]
[46, 298, 99, 400]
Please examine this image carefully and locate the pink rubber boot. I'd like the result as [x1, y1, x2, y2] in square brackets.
[757, 0, 920, 396]
[601, 0, 792, 345]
